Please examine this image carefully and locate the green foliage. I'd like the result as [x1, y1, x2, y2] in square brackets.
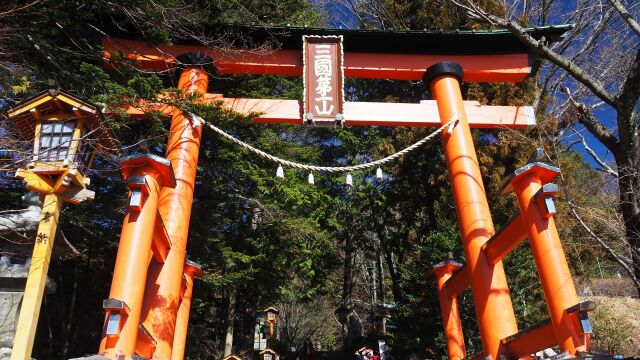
[503, 245, 548, 327]
[591, 304, 634, 354]
[386, 221, 466, 358]
[11, 76, 31, 95]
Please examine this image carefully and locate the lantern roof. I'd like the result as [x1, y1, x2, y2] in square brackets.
[263, 306, 279, 314]
[223, 355, 242, 360]
[259, 348, 278, 355]
[7, 89, 120, 154]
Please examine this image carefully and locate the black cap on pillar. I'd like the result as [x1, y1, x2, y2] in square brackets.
[175, 52, 216, 74]
[423, 62, 464, 86]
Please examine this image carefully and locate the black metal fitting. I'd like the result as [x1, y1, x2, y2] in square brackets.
[423, 62, 464, 86]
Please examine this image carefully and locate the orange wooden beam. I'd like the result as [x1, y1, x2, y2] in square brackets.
[121, 95, 536, 129]
[103, 38, 531, 82]
[443, 265, 470, 298]
[151, 213, 171, 263]
[501, 319, 556, 359]
[481, 215, 528, 265]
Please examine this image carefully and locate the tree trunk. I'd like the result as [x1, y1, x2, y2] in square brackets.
[341, 234, 357, 350]
[383, 249, 403, 303]
[342, 234, 355, 310]
[240, 296, 258, 353]
[615, 148, 640, 296]
[376, 254, 385, 305]
[62, 264, 78, 359]
[224, 288, 237, 357]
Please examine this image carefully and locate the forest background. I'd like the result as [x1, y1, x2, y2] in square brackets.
[0, 0, 638, 359]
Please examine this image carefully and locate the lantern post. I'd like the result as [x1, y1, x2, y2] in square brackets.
[6, 89, 118, 360]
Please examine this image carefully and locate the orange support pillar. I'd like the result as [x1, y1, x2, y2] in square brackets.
[433, 260, 466, 360]
[171, 260, 203, 360]
[425, 62, 518, 359]
[141, 66, 209, 358]
[505, 162, 589, 355]
[100, 154, 176, 357]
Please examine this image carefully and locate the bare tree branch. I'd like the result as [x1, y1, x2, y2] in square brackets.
[568, 201, 640, 289]
[570, 128, 619, 177]
[454, 0, 618, 107]
[608, 0, 640, 36]
[564, 87, 620, 153]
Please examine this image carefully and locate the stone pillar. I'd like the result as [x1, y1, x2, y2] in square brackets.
[0, 256, 56, 359]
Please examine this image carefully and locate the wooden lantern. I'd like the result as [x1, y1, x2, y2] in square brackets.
[6, 88, 118, 359]
[263, 306, 279, 337]
[8, 89, 119, 203]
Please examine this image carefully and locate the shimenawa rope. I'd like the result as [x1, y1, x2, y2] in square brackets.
[190, 113, 459, 174]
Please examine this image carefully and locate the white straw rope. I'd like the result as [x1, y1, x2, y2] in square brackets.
[193, 114, 459, 173]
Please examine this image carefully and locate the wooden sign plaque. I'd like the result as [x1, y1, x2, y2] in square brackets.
[303, 35, 344, 126]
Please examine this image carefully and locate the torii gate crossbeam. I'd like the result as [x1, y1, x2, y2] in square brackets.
[123, 96, 536, 129]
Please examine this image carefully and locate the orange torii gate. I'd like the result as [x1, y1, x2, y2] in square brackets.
[98, 24, 594, 360]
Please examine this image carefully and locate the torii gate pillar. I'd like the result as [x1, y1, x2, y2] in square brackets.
[140, 67, 209, 359]
[171, 260, 203, 360]
[99, 66, 209, 359]
[433, 260, 466, 360]
[426, 63, 519, 359]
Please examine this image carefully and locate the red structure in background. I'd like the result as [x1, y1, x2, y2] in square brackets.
[98, 24, 596, 359]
